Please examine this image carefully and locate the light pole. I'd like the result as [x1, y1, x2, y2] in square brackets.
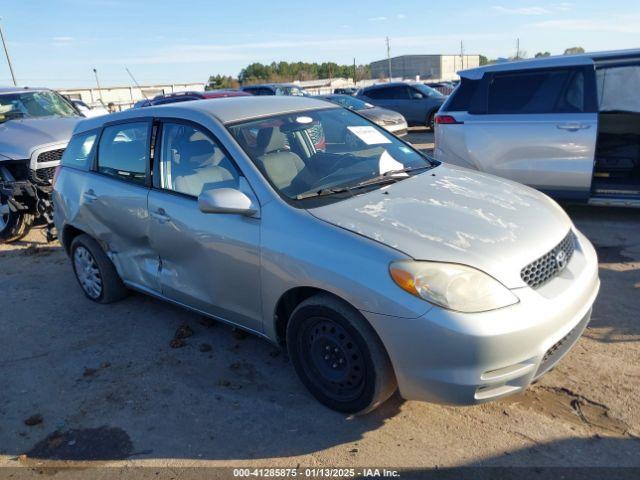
[93, 68, 105, 106]
[0, 18, 17, 86]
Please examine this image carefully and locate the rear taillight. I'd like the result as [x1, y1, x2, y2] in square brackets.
[52, 165, 62, 187]
[435, 115, 462, 125]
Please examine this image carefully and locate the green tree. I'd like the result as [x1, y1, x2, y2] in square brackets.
[563, 47, 585, 55]
[534, 51, 551, 58]
[235, 61, 369, 84]
[207, 75, 239, 90]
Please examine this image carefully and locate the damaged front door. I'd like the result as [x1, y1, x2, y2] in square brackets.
[147, 121, 262, 333]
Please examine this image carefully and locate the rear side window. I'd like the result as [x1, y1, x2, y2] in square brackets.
[97, 122, 149, 185]
[487, 68, 584, 114]
[366, 86, 409, 100]
[61, 130, 97, 170]
[444, 79, 480, 112]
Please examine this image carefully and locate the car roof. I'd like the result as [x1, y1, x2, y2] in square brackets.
[75, 96, 335, 133]
[0, 86, 51, 94]
[242, 83, 300, 89]
[362, 82, 417, 91]
[461, 48, 640, 79]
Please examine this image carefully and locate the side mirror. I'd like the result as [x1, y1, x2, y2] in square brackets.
[198, 188, 257, 216]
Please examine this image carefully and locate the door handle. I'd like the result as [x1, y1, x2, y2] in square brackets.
[150, 208, 171, 223]
[556, 123, 591, 131]
[82, 189, 97, 203]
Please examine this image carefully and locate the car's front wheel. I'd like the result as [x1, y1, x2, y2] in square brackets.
[70, 234, 128, 303]
[0, 196, 34, 243]
[287, 294, 397, 414]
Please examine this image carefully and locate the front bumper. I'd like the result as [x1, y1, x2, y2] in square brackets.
[363, 229, 600, 405]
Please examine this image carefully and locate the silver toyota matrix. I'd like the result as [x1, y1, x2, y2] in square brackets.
[53, 96, 600, 414]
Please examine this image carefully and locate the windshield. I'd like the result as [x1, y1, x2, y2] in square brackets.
[228, 107, 434, 202]
[412, 83, 444, 98]
[0, 90, 78, 123]
[325, 95, 371, 111]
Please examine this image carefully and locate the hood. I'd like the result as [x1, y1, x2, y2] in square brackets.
[308, 164, 573, 288]
[0, 117, 81, 160]
[359, 107, 405, 124]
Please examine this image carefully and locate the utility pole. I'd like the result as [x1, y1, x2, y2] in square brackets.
[386, 36, 392, 81]
[0, 19, 17, 86]
[515, 38, 520, 60]
[460, 40, 464, 70]
[93, 68, 104, 106]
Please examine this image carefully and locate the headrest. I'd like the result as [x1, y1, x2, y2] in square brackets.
[181, 139, 215, 162]
[257, 127, 286, 154]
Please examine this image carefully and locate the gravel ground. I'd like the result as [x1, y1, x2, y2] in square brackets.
[0, 133, 638, 474]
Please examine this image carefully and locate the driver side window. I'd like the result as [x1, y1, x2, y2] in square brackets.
[159, 123, 240, 198]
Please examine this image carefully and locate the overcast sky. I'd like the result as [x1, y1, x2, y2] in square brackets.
[1, 0, 639, 88]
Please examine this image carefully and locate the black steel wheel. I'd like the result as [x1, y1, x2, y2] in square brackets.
[287, 294, 397, 414]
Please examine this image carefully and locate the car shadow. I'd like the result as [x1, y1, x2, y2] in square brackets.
[399, 436, 640, 478]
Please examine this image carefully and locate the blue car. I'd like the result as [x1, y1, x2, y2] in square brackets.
[357, 82, 445, 130]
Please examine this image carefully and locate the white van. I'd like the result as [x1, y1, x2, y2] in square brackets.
[434, 49, 640, 207]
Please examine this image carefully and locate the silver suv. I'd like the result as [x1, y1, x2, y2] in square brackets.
[54, 97, 599, 414]
[0, 87, 82, 241]
[435, 49, 640, 208]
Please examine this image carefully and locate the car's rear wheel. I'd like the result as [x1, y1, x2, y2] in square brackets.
[287, 294, 397, 414]
[426, 111, 436, 131]
[0, 196, 34, 243]
[70, 234, 128, 303]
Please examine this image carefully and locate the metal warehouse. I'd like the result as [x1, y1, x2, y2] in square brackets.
[370, 54, 480, 81]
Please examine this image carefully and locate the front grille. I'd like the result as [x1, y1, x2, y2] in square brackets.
[37, 148, 65, 163]
[31, 167, 57, 184]
[534, 309, 592, 379]
[521, 231, 576, 289]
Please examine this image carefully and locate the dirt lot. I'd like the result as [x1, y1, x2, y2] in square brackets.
[0, 130, 639, 473]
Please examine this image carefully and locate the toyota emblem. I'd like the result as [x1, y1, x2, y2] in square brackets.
[555, 250, 568, 271]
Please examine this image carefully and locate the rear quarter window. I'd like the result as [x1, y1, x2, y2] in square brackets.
[487, 68, 585, 114]
[443, 79, 480, 112]
[61, 130, 98, 170]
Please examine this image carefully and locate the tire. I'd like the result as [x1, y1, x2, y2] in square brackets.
[0, 197, 34, 243]
[426, 111, 436, 131]
[70, 234, 128, 304]
[286, 294, 397, 414]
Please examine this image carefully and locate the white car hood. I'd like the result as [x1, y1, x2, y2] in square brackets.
[309, 164, 573, 288]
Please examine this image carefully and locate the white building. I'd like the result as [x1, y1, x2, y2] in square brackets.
[370, 55, 481, 82]
[59, 82, 206, 110]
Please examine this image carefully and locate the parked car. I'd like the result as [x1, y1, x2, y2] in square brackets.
[333, 87, 358, 95]
[317, 94, 407, 136]
[434, 48, 640, 207]
[132, 98, 152, 109]
[152, 90, 250, 105]
[240, 83, 308, 96]
[357, 82, 445, 130]
[54, 96, 599, 414]
[424, 82, 455, 96]
[0, 87, 82, 242]
[70, 99, 109, 118]
[133, 90, 250, 108]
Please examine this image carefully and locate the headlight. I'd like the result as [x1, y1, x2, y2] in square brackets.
[389, 261, 518, 313]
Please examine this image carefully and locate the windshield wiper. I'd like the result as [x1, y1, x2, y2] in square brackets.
[344, 165, 433, 191]
[295, 165, 433, 200]
[295, 187, 351, 200]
